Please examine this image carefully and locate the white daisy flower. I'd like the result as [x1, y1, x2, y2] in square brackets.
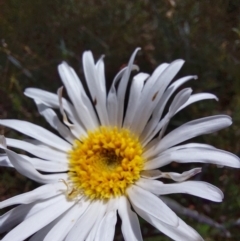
[0, 48, 239, 241]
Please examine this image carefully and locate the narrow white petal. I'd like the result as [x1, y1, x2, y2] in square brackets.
[143, 141, 216, 161]
[83, 51, 109, 126]
[2, 148, 68, 183]
[85, 201, 107, 241]
[19, 154, 68, 172]
[159, 168, 202, 182]
[95, 56, 109, 125]
[143, 89, 218, 145]
[96, 55, 107, 96]
[176, 93, 218, 113]
[0, 119, 71, 152]
[0, 195, 62, 234]
[140, 169, 162, 179]
[141, 115, 168, 147]
[107, 64, 139, 126]
[35, 100, 75, 143]
[123, 73, 149, 128]
[127, 185, 178, 226]
[137, 179, 223, 202]
[145, 88, 192, 143]
[144, 142, 216, 157]
[117, 48, 141, 127]
[118, 196, 143, 241]
[139, 63, 169, 103]
[170, 75, 197, 90]
[134, 205, 203, 241]
[131, 59, 185, 135]
[65, 201, 104, 241]
[66, 65, 101, 128]
[94, 203, 117, 241]
[2, 196, 73, 241]
[141, 76, 197, 143]
[58, 62, 99, 130]
[107, 68, 125, 126]
[107, 86, 118, 126]
[145, 115, 232, 158]
[163, 142, 217, 151]
[144, 146, 240, 169]
[141, 167, 201, 181]
[44, 200, 91, 241]
[0, 182, 66, 209]
[6, 138, 67, 163]
[168, 88, 192, 116]
[24, 88, 85, 137]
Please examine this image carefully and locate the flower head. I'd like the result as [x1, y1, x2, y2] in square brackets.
[0, 48, 239, 241]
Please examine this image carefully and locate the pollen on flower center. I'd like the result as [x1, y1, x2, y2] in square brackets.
[68, 127, 144, 200]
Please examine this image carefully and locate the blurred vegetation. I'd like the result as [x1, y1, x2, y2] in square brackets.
[0, 0, 240, 240]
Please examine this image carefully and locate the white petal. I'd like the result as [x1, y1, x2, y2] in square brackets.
[131, 59, 185, 135]
[176, 93, 218, 113]
[134, 205, 203, 241]
[118, 196, 143, 241]
[141, 76, 197, 144]
[141, 63, 169, 95]
[0, 195, 62, 234]
[96, 55, 107, 96]
[163, 142, 217, 151]
[137, 179, 223, 202]
[144, 146, 240, 169]
[83, 51, 109, 126]
[140, 169, 162, 179]
[94, 202, 117, 241]
[159, 168, 202, 182]
[107, 67, 125, 126]
[2, 195, 73, 241]
[0, 182, 66, 209]
[168, 88, 192, 116]
[145, 115, 232, 158]
[2, 148, 68, 183]
[117, 48, 141, 127]
[24, 88, 85, 137]
[123, 73, 149, 128]
[35, 100, 75, 143]
[107, 84, 118, 126]
[147, 88, 192, 143]
[58, 62, 99, 130]
[19, 154, 68, 172]
[95, 56, 109, 125]
[44, 200, 91, 241]
[65, 201, 104, 241]
[0, 119, 71, 152]
[85, 201, 107, 241]
[127, 185, 178, 226]
[6, 138, 67, 163]
[106, 64, 139, 126]
[141, 167, 202, 181]
[141, 115, 168, 147]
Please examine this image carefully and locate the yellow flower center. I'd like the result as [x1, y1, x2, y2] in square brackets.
[68, 127, 144, 200]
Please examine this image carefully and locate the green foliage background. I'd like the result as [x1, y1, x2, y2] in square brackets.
[0, 0, 240, 240]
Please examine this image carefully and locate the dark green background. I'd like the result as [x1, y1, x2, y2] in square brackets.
[0, 0, 240, 240]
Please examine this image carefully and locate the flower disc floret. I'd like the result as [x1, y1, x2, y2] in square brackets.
[68, 127, 144, 200]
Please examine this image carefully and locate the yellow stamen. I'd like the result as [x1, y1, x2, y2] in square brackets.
[68, 127, 144, 200]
